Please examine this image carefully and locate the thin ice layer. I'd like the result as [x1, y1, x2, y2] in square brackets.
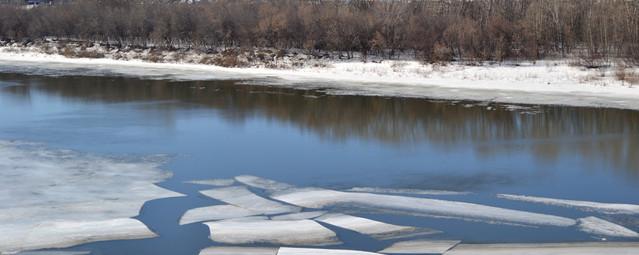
[201, 186, 300, 215]
[277, 247, 381, 255]
[315, 213, 439, 239]
[498, 194, 639, 215]
[180, 205, 260, 225]
[204, 219, 339, 245]
[199, 247, 278, 255]
[445, 242, 639, 255]
[234, 175, 295, 193]
[186, 179, 236, 187]
[0, 141, 183, 253]
[272, 189, 576, 227]
[271, 211, 327, 221]
[577, 217, 639, 238]
[379, 240, 461, 254]
[347, 187, 468, 196]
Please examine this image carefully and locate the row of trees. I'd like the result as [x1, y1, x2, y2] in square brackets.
[0, 0, 638, 63]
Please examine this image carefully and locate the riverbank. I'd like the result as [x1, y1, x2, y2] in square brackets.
[1, 41, 639, 110]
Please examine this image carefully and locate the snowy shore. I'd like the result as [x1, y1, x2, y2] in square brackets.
[1, 43, 639, 110]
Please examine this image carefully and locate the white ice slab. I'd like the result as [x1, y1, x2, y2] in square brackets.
[379, 239, 461, 254]
[234, 175, 295, 193]
[16, 251, 90, 255]
[186, 179, 236, 187]
[445, 242, 639, 255]
[271, 211, 327, 221]
[315, 213, 438, 239]
[498, 194, 639, 215]
[180, 205, 260, 225]
[199, 247, 278, 255]
[272, 189, 576, 227]
[278, 247, 381, 255]
[347, 187, 468, 196]
[201, 186, 300, 215]
[204, 219, 339, 245]
[577, 217, 639, 238]
[0, 141, 184, 253]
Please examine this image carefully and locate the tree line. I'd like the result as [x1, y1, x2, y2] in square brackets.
[0, 0, 638, 63]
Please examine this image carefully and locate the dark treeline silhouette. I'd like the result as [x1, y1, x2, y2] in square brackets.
[0, 0, 638, 63]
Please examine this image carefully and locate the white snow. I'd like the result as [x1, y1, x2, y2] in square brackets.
[444, 242, 639, 255]
[315, 213, 438, 239]
[2, 47, 639, 110]
[379, 239, 461, 254]
[199, 247, 278, 255]
[577, 217, 639, 238]
[277, 247, 381, 255]
[346, 187, 468, 196]
[200, 186, 300, 215]
[234, 175, 295, 193]
[497, 194, 639, 215]
[185, 179, 236, 187]
[272, 189, 576, 227]
[271, 211, 327, 221]
[203, 219, 339, 245]
[0, 141, 184, 254]
[179, 205, 260, 225]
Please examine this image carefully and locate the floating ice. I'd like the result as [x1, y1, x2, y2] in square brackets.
[445, 242, 639, 255]
[203, 219, 339, 245]
[379, 239, 460, 254]
[180, 205, 260, 225]
[201, 186, 300, 215]
[271, 211, 327, 221]
[577, 217, 639, 238]
[234, 175, 295, 193]
[272, 189, 576, 227]
[315, 213, 439, 239]
[498, 194, 639, 215]
[277, 247, 381, 255]
[16, 251, 90, 255]
[0, 141, 183, 253]
[199, 247, 278, 255]
[186, 179, 236, 187]
[347, 187, 468, 196]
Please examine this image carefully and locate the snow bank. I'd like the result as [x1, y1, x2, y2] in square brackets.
[203, 219, 339, 245]
[346, 187, 468, 196]
[179, 205, 260, 225]
[199, 247, 278, 255]
[272, 189, 576, 227]
[379, 240, 460, 254]
[497, 194, 639, 215]
[200, 186, 300, 215]
[185, 179, 236, 187]
[2, 47, 639, 111]
[577, 217, 639, 238]
[315, 213, 439, 239]
[277, 248, 381, 255]
[445, 242, 639, 255]
[0, 141, 183, 254]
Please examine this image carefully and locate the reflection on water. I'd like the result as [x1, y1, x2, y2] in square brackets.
[2, 73, 638, 176]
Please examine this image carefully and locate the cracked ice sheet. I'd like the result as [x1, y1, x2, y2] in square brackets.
[271, 211, 327, 221]
[180, 205, 260, 225]
[0, 141, 184, 253]
[234, 175, 295, 193]
[379, 240, 461, 254]
[444, 242, 639, 255]
[199, 247, 278, 255]
[204, 219, 339, 246]
[278, 248, 381, 255]
[316, 213, 440, 239]
[272, 189, 576, 227]
[347, 187, 468, 196]
[577, 217, 639, 238]
[200, 186, 300, 215]
[186, 179, 236, 187]
[497, 194, 639, 215]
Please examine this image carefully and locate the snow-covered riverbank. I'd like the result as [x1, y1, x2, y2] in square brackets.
[1, 43, 639, 110]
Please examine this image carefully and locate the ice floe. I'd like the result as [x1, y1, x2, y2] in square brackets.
[179, 205, 260, 225]
[346, 187, 468, 196]
[315, 213, 439, 239]
[271, 211, 327, 221]
[577, 217, 639, 238]
[203, 219, 339, 245]
[379, 239, 460, 254]
[15, 251, 90, 255]
[444, 242, 639, 255]
[200, 186, 300, 215]
[199, 247, 278, 255]
[186, 179, 236, 187]
[272, 189, 576, 227]
[234, 175, 295, 193]
[0, 141, 183, 253]
[277, 248, 381, 255]
[498, 194, 639, 215]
